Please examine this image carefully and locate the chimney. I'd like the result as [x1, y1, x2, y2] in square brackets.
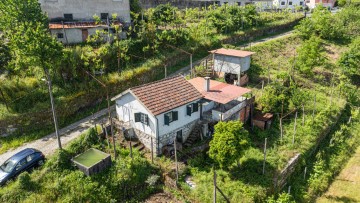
[204, 77, 210, 92]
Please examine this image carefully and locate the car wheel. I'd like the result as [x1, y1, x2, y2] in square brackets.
[37, 159, 45, 166]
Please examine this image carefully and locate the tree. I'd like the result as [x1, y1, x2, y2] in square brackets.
[0, 34, 11, 73]
[209, 121, 249, 169]
[294, 35, 325, 75]
[0, 0, 63, 149]
[338, 37, 360, 77]
[295, 6, 344, 40]
[258, 81, 291, 114]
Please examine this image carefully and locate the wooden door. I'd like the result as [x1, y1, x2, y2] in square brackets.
[82, 29, 88, 42]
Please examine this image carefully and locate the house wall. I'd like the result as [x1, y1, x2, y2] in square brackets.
[213, 54, 251, 75]
[273, 0, 305, 9]
[156, 99, 201, 151]
[115, 93, 159, 153]
[307, 0, 335, 9]
[202, 101, 215, 113]
[115, 94, 201, 155]
[50, 27, 99, 44]
[39, 0, 131, 23]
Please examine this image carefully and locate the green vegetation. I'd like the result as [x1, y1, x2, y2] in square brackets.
[179, 4, 359, 202]
[0, 128, 161, 202]
[0, 1, 303, 153]
[209, 121, 249, 169]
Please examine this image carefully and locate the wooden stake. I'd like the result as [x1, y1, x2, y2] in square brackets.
[288, 186, 291, 194]
[304, 167, 307, 179]
[174, 137, 179, 186]
[213, 166, 217, 203]
[302, 104, 305, 126]
[293, 111, 297, 145]
[280, 118, 283, 141]
[164, 64, 167, 78]
[261, 80, 264, 97]
[151, 136, 154, 164]
[267, 66, 270, 84]
[263, 138, 267, 175]
[312, 94, 316, 122]
[103, 124, 110, 149]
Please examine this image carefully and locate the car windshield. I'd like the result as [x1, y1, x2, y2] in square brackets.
[0, 159, 16, 173]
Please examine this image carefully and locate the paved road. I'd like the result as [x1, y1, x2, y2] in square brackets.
[0, 29, 295, 162]
[0, 106, 115, 162]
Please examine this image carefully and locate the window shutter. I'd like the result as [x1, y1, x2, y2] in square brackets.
[193, 103, 199, 112]
[134, 113, 141, 122]
[186, 105, 192, 116]
[145, 114, 149, 126]
[164, 114, 170, 125]
[172, 111, 178, 121]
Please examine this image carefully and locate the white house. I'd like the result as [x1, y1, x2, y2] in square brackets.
[210, 48, 255, 86]
[306, 0, 336, 9]
[111, 76, 203, 155]
[273, 0, 306, 9]
[112, 75, 253, 155]
[39, 0, 131, 44]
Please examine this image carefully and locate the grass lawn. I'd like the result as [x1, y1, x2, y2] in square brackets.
[316, 145, 360, 203]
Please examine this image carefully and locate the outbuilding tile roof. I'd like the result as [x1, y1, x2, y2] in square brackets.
[188, 77, 252, 104]
[209, 48, 255, 58]
[130, 76, 203, 116]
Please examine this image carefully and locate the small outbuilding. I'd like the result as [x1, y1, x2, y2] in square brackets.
[253, 112, 274, 130]
[210, 48, 255, 86]
[72, 148, 111, 176]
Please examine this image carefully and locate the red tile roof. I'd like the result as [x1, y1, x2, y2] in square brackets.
[129, 76, 203, 116]
[188, 77, 252, 104]
[49, 21, 122, 29]
[209, 48, 255, 58]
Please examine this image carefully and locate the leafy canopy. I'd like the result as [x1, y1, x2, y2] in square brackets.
[0, 0, 63, 74]
[209, 121, 250, 169]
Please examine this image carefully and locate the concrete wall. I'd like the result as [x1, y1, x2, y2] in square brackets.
[50, 27, 100, 44]
[39, 0, 131, 23]
[214, 54, 251, 74]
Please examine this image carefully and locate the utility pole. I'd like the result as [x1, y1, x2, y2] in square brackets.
[174, 137, 179, 186]
[165, 44, 193, 78]
[82, 68, 117, 158]
[44, 68, 62, 150]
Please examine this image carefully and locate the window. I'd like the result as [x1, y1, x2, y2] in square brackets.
[101, 13, 109, 20]
[164, 111, 178, 125]
[63, 14, 73, 20]
[289, 1, 293, 5]
[186, 103, 199, 116]
[15, 159, 27, 171]
[237, 2, 241, 6]
[134, 112, 149, 125]
[300, 1, 303, 5]
[281, 1, 285, 5]
[26, 153, 36, 162]
[57, 33, 64, 39]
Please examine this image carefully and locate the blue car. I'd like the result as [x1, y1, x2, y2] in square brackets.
[0, 148, 45, 186]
